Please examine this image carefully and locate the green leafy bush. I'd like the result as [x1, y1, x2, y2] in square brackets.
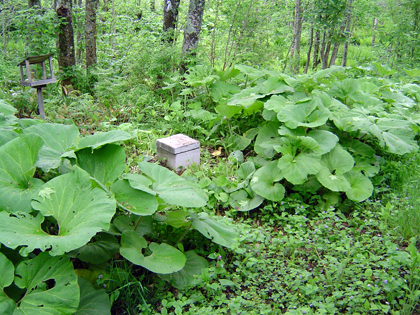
[182, 65, 420, 211]
[0, 100, 238, 313]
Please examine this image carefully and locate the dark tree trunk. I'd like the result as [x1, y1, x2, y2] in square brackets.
[342, 0, 353, 66]
[290, 0, 303, 74]
[182, 0, 205, 55]
[313, 30, 320, 69]
[181, 0, 205, 72]
[322, 39, 331, 69]
[304, 28, 313, 74]
[371, 17, 377, 46]
[76, 0, 83, 65]
[28, 0, 41, 7]
[56, 0, 76, 87]
[319, 31, 326, 69]
[85, 0, 97, 68]
[163, 0, 181, 43]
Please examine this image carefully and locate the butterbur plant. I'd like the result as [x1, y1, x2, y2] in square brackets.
[0, 101, 238, 313]
[183, 65, 420, 210]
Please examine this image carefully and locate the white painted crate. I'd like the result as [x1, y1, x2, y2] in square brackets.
[156, 134, 200, 170]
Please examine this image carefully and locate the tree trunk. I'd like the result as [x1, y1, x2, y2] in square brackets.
[28, 0, 41, 7]
[371, 17, 377, 46]
[85, 0, 97, 68]
[76, 0, 83, 65]
[322, 39, 331, 69]
[342, 0, 353, 66]
[181, 0, 205, 72]
[313, 30, 320, 69]
[319, 32, 326, 69]
[304, 28, 313, 74]
[163, 0, 181, 43]
[56, 0, 76, 87]
[290, 0, 303, 74]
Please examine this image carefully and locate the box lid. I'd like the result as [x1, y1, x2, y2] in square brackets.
[156, 134, 200, 154]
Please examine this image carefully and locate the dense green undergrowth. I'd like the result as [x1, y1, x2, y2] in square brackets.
[1, 64, 420, 314]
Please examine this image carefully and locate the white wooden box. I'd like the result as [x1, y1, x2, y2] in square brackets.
[156, 134, 200, 170]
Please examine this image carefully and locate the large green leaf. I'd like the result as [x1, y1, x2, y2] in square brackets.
[111, 179, 158, 216]
[321, 146, 354, 174]
[190, 212, 238, 248]
[316, 167, 351, 192]
[0, 168, 116, 256]
[254, 122, 281, 158]
[0, 130, 18, 146]
[277, 101, 329, 129]
[215, 104, 242, 119]
[0, 253, 14, 314]
[0, 252, 80, 315]
[120, 231, 186, 274]
[113, 215, 153, 237]
[75, 277, 110, 315]
[137, 162, 208, 207]
[0, 101, 16, 117]
[259, 76, 294, 95]
[250, 161, 285, 201]
[264, 95, 289, 113]
[67, 233, 120, 264]
[228, 189, 265, 211]
[23, 123, 79, 172]
[278, 153, 322, 185]
[307, 130, 339, 155]
[344, 171, 373, 202]
[158, 250, 208, 289]
[77, 130, 132, 150]
[0, 134, 44, 213]
[210, 81, 241, 103]
[227, 86, 265, 108]
[76, 144, 126, 186]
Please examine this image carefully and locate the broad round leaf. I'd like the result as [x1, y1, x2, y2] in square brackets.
[77, 130, 132, 150]
[120, 231, 186, 274]
[23, 123, 79, 172]
[76, 144, 126, 186]
[0, 130, 18, 146]
[190, 212, 239, 248]
[250, 161, 285, 201]
[123, 174, 156, 195]
[316, 167, 351, 192]
[278, 153, 322, 185]
[13, 252, 79, 314]
[0, 168, 116, 256]
[307, 130, 339, 155]
[137, 162, 208, 207]
[113, 215, 153, 237]
[158, 250, 209, 289]
[111, 179, 158, 216]
[0, 134, 44, 213]
[229, 189, 265, 211]
[75, 277, 110, 315]
[0, 253, 14, 288]
[344, 171, 374, 202]
[321, 146, 354, 174]
[254, 122, 281, 158]
[0, 252, 15, 314]
[67, 233, 119, 264]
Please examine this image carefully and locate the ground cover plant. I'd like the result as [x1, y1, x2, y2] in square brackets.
[2, 60, 420, 314]
[0, 100, 239, 314]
